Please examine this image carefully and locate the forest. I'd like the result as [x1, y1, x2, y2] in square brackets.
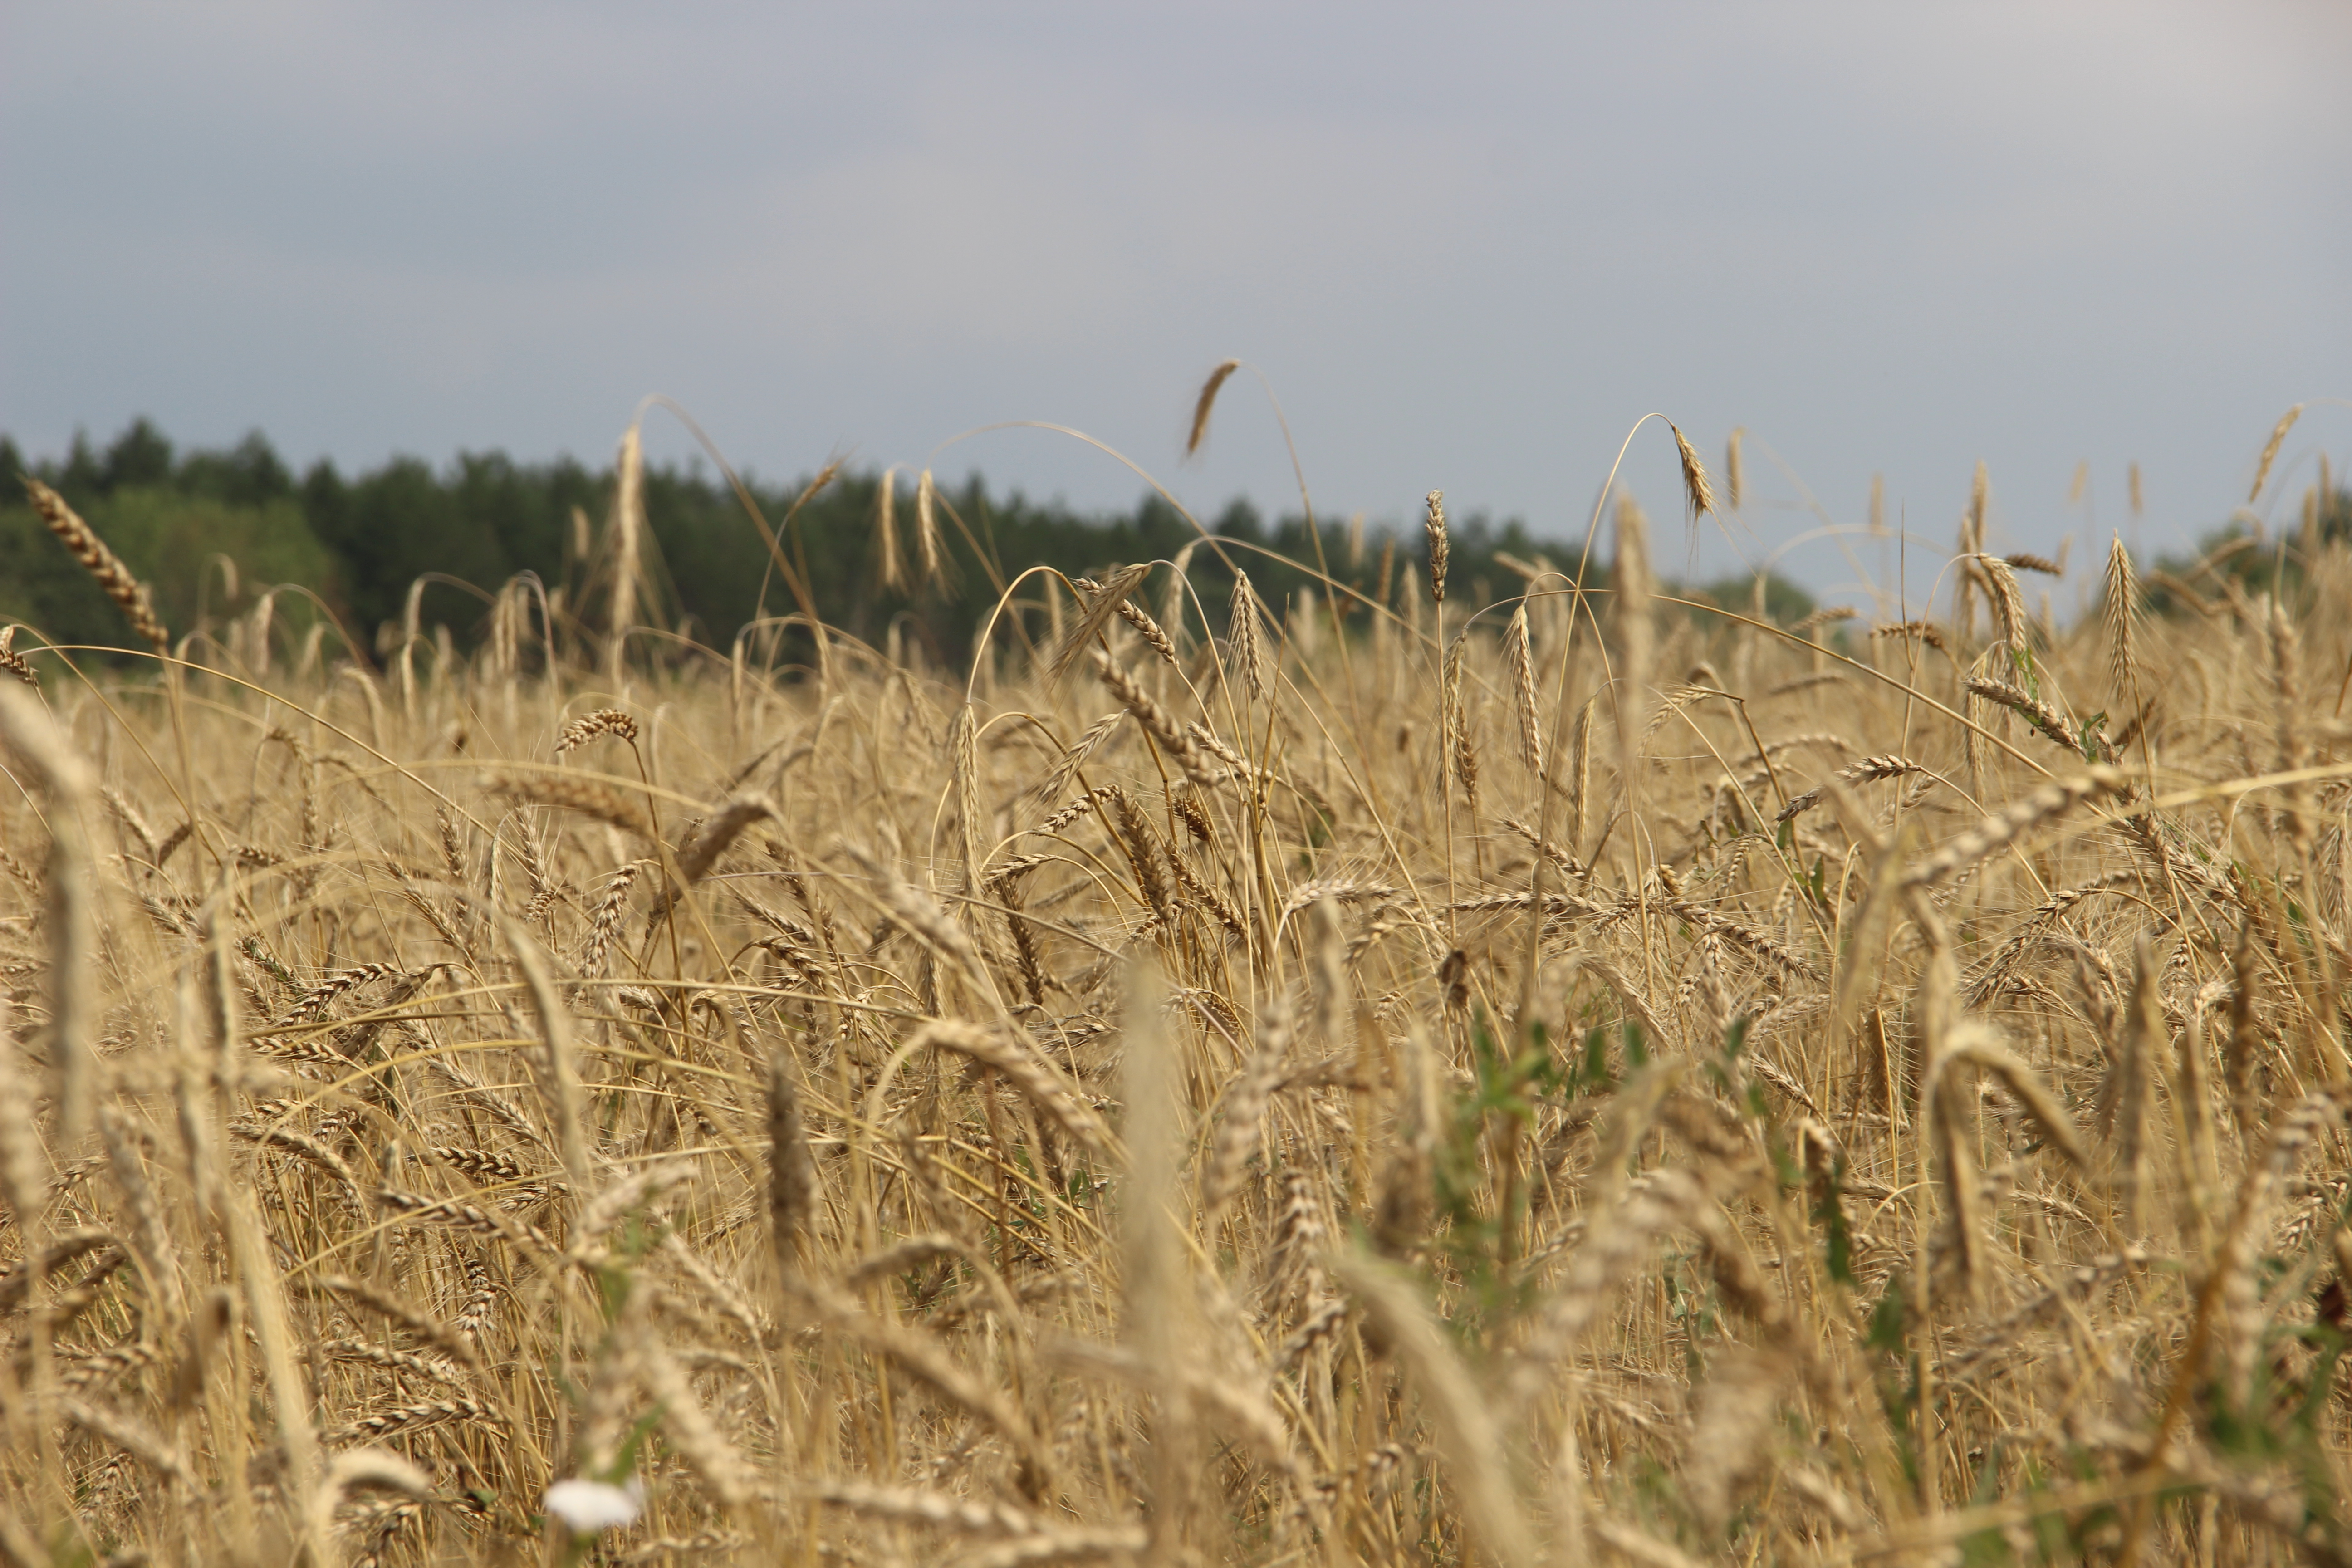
[0, 418, 1818, 671]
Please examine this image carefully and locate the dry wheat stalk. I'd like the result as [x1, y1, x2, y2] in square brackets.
[0, 626, 36, 688]
[1228, 571, 1272, 702]
[915, 466, 943, 588]
[1670, 424, 1717, 516]
[555, 707, 639, 754]
[1505, 604, 1543, 779]
[1423, 491, 1450, 605]
[1092, 651, 1217, 789]
[876, 467, 906, 595]
[1774, 755, 1930, 823]
[1901, 767, 2126, 888]
[1966, 676, 2076, 752]
[1188, 359, 1241, 456]
[0, 684, 98, 1142]
[905, 1018, 1113, 1157]
[494, 771, 654, 839]
[20, 479, 168, 651]
[1200, 993, 1294, 1222]
[1116, 597, 1177, 666]
[767, 1047, 813, 1268]
[1615, 492, 1655, 782]
[2250, 403, 2303, 502]
[1031, 711, 1123, 807]
[1052, 564, 1152, 683]
[23, 403, 2352, 1567]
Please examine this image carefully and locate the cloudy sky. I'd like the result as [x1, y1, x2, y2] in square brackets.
[3, 1, 2346, 605]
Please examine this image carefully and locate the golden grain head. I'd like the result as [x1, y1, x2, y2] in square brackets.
[2250, 403, 2304, 503]
[1422, 489, 1450, 604]
[1669, 423, 1717, 516]
[22, 476, 170, 651]
[1186, 358, 1242, 457]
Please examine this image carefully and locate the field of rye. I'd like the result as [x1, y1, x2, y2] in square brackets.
[2, 401, 2349, 1568]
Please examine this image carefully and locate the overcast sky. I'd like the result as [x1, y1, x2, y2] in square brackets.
[3, 1, 2347, 606]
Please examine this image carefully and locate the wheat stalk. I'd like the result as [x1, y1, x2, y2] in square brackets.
[1423, 491, 1450, 605]
[1187, 359, 1241, 456]
[1505, 604, 1544, 779]
[2249, 403, 2304, 502]
[1669, 424, 1718, 516]
[20, 479, 168, 652]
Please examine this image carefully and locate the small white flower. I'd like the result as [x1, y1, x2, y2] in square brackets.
[544, 1475, 644, 1534]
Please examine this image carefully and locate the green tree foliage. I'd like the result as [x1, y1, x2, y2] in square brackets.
[2138, 480, 2352, 618]
[0, 421, 336, 661]
[3, 419, 1823, 669]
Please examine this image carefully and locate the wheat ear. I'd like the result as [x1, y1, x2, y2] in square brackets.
[21, 479, 168, 652]
[1423, 491, 1450, 605]
[1187, 359, 1241, 456]
[1669, 423, 1717, 515]
[2249, 403, 2304, 502]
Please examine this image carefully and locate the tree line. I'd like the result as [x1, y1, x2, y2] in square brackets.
[0, 418, 1821, 673]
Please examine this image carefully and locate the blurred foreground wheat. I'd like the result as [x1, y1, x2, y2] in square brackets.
[5, 424, 2352, 1567]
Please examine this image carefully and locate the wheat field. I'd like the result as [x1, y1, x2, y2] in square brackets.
[3, 412, 2350, 1568]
